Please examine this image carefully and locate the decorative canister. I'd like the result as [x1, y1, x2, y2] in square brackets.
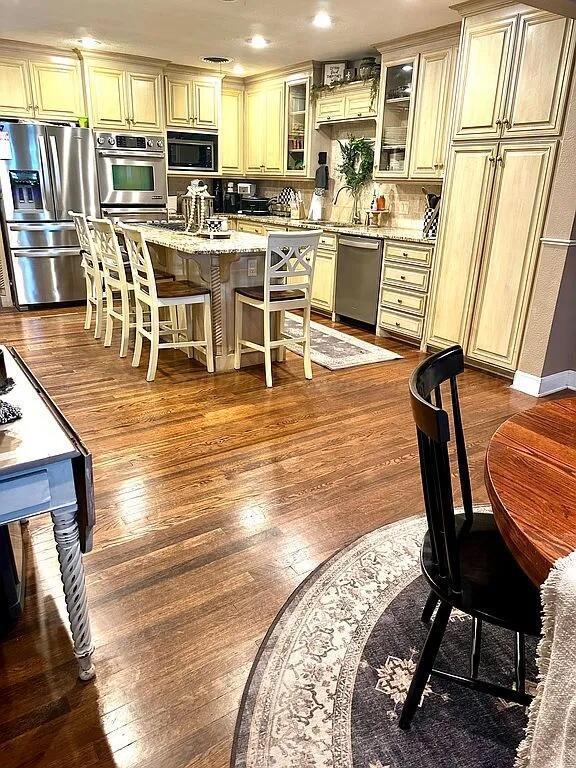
[359, 56, 377, 79]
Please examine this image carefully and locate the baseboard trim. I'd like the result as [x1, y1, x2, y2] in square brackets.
[511, 369, 576, 397]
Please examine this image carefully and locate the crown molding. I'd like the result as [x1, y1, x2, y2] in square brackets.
[244, 60, 316, 86]
[450, 0, 532, 17]
[374, 22, 462, 53]
[0, 37, 81, 60]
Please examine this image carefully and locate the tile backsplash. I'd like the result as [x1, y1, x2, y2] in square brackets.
[168, 118, 441, 231]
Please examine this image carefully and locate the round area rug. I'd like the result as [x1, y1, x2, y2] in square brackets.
[232, 513, 537, 768]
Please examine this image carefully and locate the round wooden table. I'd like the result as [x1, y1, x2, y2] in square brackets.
[485, 397, 576, 586]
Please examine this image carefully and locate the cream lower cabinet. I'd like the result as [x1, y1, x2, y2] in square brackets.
[221, 87, 244, 174]
[86, 62, 163, 131]
[0, 54, 84, 120]
[453, 7, 573, 141]
[311, 233, 337, 312]
[409, 47, 455, 178]
[245, 83, 285, 175]
[426, 140, 557, 372]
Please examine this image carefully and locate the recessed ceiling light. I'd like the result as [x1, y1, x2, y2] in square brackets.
[313, 11, 332, 28]
[232, 63, 245, 75]
[248, 34, 269, 49]
[78, 37, 101, 49]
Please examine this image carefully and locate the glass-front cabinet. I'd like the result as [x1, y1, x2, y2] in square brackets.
[375, 57, 417, 177]
[285, 79, 309, 175]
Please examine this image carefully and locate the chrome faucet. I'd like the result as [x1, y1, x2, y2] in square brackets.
[333, 185, 352, 205]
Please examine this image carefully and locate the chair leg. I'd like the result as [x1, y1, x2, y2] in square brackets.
[421, 591, 439, 624]
[84, 279, 93, 330]
[146, 308, 160, 382]
[203, 296, 214, 373]
[94, 294, 103, 340]
[234, 297, 243, 370]
[119, 290, 130, 358]
[399, 600, 452, 730]
[302, 303, 312, 380]
[514, 632, 526, 695]
[132, 299, 144, 368]
[169, 305, 179, 345]
[470, 617, 482, 679]
[181, 306, 193, 359]
[277, 310, 285, 363]
[103, 291, 113, 348]
[263, 309, 273, 388]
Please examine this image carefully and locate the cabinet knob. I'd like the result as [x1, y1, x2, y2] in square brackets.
[397, 298, 403, 304]
[400, 274, 406, 280]
[402, 252, 408, 257]
[395, 321, 401, 327]
[357, 112, 362, 117]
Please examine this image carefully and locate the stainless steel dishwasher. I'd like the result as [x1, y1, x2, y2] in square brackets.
[335, 235, 383, 324]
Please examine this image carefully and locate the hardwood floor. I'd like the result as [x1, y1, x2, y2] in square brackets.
[0, 305, 538, 768]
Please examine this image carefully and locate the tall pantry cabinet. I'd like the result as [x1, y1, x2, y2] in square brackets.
[425, 2, 574, 373]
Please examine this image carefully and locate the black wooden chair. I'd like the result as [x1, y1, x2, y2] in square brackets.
[399, 345, 542, 730]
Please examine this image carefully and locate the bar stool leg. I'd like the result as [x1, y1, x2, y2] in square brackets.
[234, 297, 243, 370]
[203, 296, 214, 373]
[263, 309, 273, 388]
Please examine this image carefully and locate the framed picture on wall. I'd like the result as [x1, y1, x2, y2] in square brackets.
[323, 62, 346, 85]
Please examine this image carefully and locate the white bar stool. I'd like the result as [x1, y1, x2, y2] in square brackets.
[234, 230, 322, 388]
[69, 211, 103, 339]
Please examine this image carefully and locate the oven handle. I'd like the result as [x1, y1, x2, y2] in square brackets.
[97, 150, 165, 159]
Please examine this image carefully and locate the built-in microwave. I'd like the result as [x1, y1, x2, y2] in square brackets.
[167, 131, 218, 172]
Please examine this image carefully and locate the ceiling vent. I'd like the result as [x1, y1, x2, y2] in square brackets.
[201, 56, 233, 65]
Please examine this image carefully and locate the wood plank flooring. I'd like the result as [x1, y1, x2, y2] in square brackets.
[0, 305, 539, 768]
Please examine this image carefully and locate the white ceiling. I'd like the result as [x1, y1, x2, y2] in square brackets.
[0, 0, 460, 75]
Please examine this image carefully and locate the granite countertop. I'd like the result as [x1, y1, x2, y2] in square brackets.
[117, 222, 268, 256]
[228, 214, 435, 246]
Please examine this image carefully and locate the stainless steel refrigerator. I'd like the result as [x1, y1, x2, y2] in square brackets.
[0, 123, 100, 307]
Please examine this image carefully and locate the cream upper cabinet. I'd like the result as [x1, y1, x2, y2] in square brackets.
[409, 48, 454, 178]
[467, 141, 556, 370]
[193, 80, 218, 129]
[0, 57, 33, 117]
[315, 93, 346, 123]
[375, 57, 418, 178]
[244, 82, 284, 175]
[502, 12, 574, 138]
[87, 65, 129, 129]
[87, 63, 163, 131]
[30, 60, 84, 119]
[166, 77, 192, 126]
[0, 55, 83, 120]
[426, 144, 496, 350]
[221, 87, 244, 174]
[452, 12, 517, 140]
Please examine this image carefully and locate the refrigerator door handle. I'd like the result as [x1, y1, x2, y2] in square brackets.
[37, 132, 57, 220]
[48, 134, 64, 219]
[9, 222, 76, 231]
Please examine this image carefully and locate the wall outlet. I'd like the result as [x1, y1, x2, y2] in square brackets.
[247, 258, 258, 277]
[398, 201, 409, 215]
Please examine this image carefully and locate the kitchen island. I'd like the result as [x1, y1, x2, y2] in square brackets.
[122, 223, 278, 372]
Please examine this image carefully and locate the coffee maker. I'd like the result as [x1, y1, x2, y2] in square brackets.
[213, 180, 242, 213]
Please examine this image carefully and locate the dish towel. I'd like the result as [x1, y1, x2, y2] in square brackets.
[515, 550, 576, 768]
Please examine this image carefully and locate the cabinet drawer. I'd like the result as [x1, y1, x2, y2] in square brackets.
[236, 221, 266, 235]
[344, 91, 375, 119]
[379, 308, 423, 339]
[382, 263, 429, 292]
[0, 469, 50, 519]
[385, 241, 433, 266]
[381, 288, 426, 316]
[319, 233, 337, 251]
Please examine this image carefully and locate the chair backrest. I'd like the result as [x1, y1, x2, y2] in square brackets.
[264, 230, 322, 304]
[90, 218, 130, 289]
[120, 226, 157, 305]
[409, 345, 474, 595]
[69, 211, 99, 274]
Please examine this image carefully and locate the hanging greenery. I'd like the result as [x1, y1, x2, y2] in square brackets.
[336, 136, 374, 223]
[310, 74, 380, 109]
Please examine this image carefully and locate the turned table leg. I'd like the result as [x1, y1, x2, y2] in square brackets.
[51, 506, 95, 681]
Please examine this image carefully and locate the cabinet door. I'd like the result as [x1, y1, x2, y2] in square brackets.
[0, 57, 33, 117]
[166, 77, 191, 127]
[344, 89, 376, 119]
[452, 13, 517, 140]
[503, 12, 574, 138]
[245, 90, 265, 173]
[315, 94, 345, 123]
[264, 84, 285, 174]
[410, 48, 453, 178]
[127, 72, 162, 131]
[30, 60, 83, 120]
[375, 57, 418, 178]
[312, 252, 335, 311]
[88, 65, 128, 129]
[467, 141, 556, 370]
[221, 88, 243, 174]
[193, 80, 218, 129]
[426, 144, 495, 350]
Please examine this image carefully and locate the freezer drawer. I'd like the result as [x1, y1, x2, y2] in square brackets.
[7, 221, 78, 250]
[12, 248, 85, 306]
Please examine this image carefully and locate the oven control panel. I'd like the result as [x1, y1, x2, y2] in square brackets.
[95, 132, 164, 154]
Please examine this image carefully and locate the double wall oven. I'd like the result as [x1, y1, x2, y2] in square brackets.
[95, 132, 168, 222]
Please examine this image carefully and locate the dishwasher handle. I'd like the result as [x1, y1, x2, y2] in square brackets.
[339, 237, 381, 250]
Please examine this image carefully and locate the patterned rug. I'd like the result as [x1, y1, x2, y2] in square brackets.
[232, 513, 537, 768]
[282, 313, 401, 370]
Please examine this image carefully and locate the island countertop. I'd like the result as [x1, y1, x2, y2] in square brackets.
[117, 223, 268, 256]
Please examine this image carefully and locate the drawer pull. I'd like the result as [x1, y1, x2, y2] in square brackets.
[395, 321, 400, 327]
[402, 252, 408, 257]
[400, 275, 406, 280]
